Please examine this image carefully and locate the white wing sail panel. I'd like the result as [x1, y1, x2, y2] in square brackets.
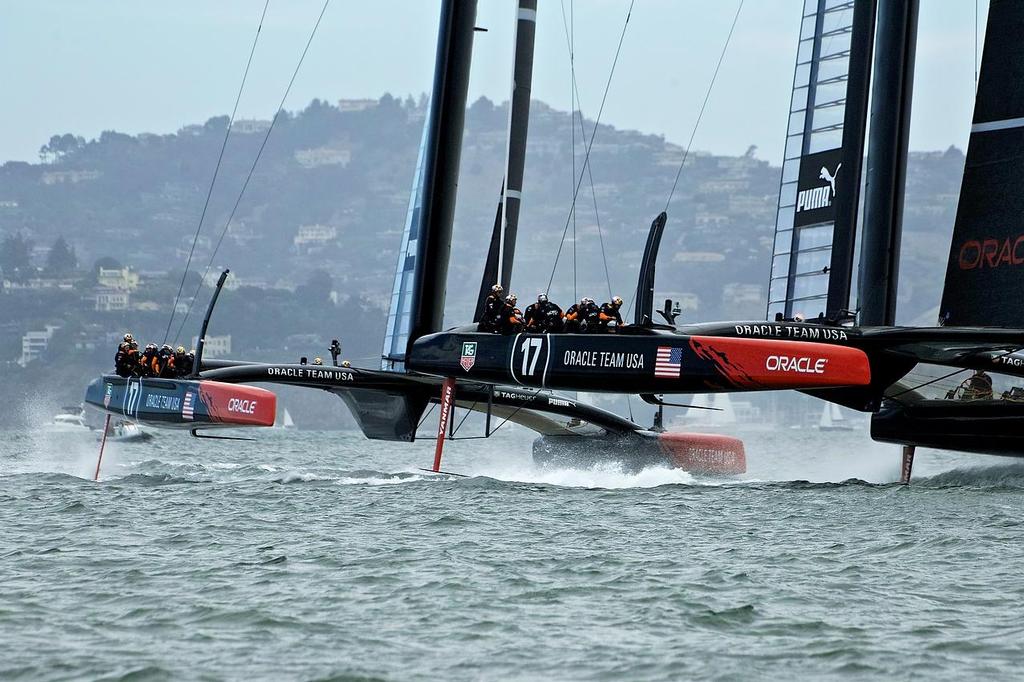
[768, 0, 856, 320]
[381, 120, 431, 371]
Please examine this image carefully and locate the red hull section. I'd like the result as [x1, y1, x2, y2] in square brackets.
[199, 381, 277, 427]
[689, 336, 871, 390]
[656, 432, 746, 475]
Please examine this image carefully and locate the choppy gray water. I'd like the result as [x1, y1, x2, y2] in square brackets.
[2, 424, 1023, 681]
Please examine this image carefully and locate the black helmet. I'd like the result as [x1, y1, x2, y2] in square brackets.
[538, 293, 548, 303]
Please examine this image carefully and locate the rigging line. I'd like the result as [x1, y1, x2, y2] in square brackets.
[450, 399, 479, 437]
[546, 0, 635, 293]
[560, 0, 578, 303]
[162, 0, 271, 345]
[417, 402, 438, 430]
[664, 0, 744, 213]
[559, 0, 613, 300]
[173, 0, 331, 344]
[571, 0, 577, 305]
[887, 347, 1024, 401]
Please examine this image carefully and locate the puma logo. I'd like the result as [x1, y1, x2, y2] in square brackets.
[819, 163, 841, 197]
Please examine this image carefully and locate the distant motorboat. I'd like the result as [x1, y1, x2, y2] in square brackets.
[103, 420, 153, 443]
[47, 410, 89, 432]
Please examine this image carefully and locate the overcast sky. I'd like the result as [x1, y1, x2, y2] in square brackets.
[0, 1, 987, 164]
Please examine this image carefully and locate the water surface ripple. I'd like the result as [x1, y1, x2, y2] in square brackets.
[2, 429, 1022, 680]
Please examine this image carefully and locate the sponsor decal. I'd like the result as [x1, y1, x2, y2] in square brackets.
[436, 381, 454, 438]
[228, 398, 258, 415]
[654, 346, 683, 379]
[793, 148, 842, 228]
[145, 393, 182, 411]
[182, 392, 194, 420]
[103, 383, 112, 408]
[562, 350, 644, 369]
[957, 236, 1024, 270]
[548, 398, 575, 408]
[733, 323, 848, 341]
[460, 342, 477, 372]
[266, 367, 354, 381]
[689, 336, 870, 389]
[765, 355, 827, 374]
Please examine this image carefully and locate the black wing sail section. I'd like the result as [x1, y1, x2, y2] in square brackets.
[767, 0, 875, 321]
[474, 0, 537, 320]
[381, 0, 478, 370]
[939, 0, 1024, 327]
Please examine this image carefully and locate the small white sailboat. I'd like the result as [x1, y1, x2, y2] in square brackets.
[281, 408, 296, 430]
[818, 403, 853, 431]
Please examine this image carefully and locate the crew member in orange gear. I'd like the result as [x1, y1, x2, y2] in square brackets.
[114, 333, 138, 377]
[499, 294, 524, 334]
[598, 296, 625, 331]
[139, 344, 160, 377]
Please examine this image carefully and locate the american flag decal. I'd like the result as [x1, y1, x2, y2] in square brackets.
[182, 392, 195, 420]
[654, 346, 683, 378]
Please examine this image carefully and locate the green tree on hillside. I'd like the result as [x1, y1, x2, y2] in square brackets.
[45, 236, 78, 276]
[0, 233, 33, 281]
[38, 133, 85, 163]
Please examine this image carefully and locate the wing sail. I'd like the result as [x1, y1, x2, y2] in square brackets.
[938, 0, 1024, 327]
[767, 0, 870, 321]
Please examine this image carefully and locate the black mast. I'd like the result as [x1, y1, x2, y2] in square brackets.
[475, 0, 538, 319]
[407, 0, 478, 351]
[857, 0, 919, 326]
[825, 0, 877, 318]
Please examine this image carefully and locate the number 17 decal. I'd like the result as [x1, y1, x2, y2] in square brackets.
[514, 335, 548, 384]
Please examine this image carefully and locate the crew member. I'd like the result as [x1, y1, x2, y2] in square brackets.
[598, 296, 625, 332]
[499, 294, 524, 334]
[478, 284, 505, 333]
[114, 333, 138, 377]
[313, 357, 324, 366]
[139, 344, 160, 377]
[158, 344, 175, 377]
[961, 370, 994, 401]
[564, 297, 586, 333]
[580, 297, 601, 332]
[524, 293, 563, 333]
[173, 346, 192, 377]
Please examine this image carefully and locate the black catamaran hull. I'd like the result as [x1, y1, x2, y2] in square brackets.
[408, 327, 873, 395]
[872, 398, 1024, 457]
[532, 431, 746, 475]
[84, 375, 277, 430]
[191, 361, 749, 474]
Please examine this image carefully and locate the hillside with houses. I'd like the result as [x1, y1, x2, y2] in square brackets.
[0, 95, 966, 425]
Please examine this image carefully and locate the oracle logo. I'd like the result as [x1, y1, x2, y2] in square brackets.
[765, 355, 827, 374]
[228, 398, 257, 414]
[958, 236, 1024, 270]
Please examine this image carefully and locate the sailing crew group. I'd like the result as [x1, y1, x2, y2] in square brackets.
[114, 333, 195, 378]
[477, 285, 625, 334]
